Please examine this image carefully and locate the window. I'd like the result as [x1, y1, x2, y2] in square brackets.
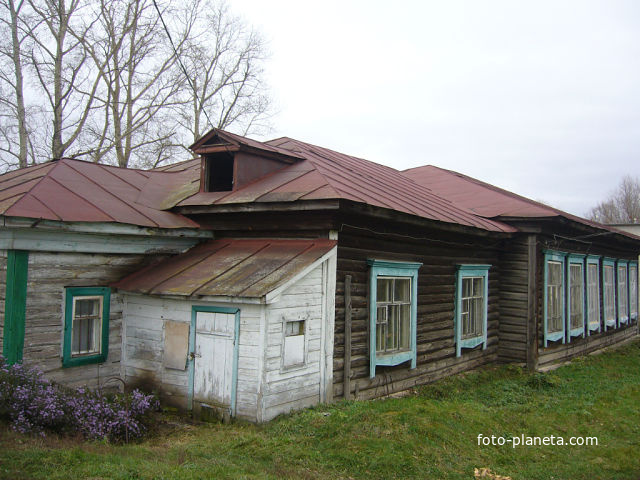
[204, 153, 234, 192]
[455, 265, 490, 357]
[543, 251, 566, 347]
[603, 258, 616, 330]
[368, 259, 421, 378]
[617, 261, 629, 325]
[586, 256, 601, 334]
[63, 287, 110, 367]
[283, 319, 306, 367]
[566, 255, 585, 340]
[630, 262, 638, 322]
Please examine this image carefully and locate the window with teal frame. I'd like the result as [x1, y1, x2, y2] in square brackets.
[454, 265, 490, 357]
[543, 250, 566, 347]
[368, 259, 421, 379]
[629, 262, 638, 322]
[585, 255, 601, 335]
[602, 258, 616, 330]
[566, 254, 586, 341]
[63, 287, 110, 367]
[617, 260, 629, 325]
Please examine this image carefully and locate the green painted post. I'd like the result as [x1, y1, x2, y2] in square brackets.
[3, 250, 29, 364]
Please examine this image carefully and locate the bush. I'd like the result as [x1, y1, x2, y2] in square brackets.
[0, 357, 158, 442]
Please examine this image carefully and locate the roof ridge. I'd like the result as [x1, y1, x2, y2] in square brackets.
[276, 138, 511, 232]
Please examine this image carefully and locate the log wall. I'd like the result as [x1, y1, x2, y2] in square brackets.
[497, 234, 531, 364]
[333, 226, 502, 401]
[21, 252, 150, 389]
[0, 250, 5, 349]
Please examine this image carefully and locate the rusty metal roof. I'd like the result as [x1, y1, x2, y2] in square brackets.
[177, 131, 516, 233]
[403, 165, 640, 240]
[402, 165, 556, 218]
[0, 158, 200, 228]
[112, 237, 336, 298]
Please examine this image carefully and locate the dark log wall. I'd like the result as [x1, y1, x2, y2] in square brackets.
[497, 234, 530, 364]
[334, 225, 502, 401]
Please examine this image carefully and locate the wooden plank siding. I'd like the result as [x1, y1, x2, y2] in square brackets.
[20, 252, 151, 389]
[333, 226, 502, 401]
[122, 295, 264, 421]
[262, 263, 326, 421]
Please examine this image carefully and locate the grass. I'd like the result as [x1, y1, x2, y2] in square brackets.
[2, 340, 640, 479]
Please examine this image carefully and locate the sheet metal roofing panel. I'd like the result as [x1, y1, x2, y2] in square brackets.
[402, 165, 640, 240]
[113, 238, 336, 298]
[177, 129, 515, 233]
[0, 159, 199, 229]
[402, 165, 555, 218]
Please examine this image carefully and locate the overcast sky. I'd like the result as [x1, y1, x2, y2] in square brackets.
[230, 0, 640, 217]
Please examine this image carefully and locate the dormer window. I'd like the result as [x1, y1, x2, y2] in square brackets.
[204, 152, 234, 192]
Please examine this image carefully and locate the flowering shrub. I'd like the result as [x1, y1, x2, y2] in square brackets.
[0, 357, 158, 442]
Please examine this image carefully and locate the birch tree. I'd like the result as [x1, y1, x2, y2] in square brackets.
[0, 0, 32, 169]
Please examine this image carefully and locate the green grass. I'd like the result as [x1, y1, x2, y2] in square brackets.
[2, 340, 640, 479]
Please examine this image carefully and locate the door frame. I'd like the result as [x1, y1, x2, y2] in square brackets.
[188, 305, 241, 417]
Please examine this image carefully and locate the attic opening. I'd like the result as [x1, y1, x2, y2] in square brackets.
[204, 152, 234, 192]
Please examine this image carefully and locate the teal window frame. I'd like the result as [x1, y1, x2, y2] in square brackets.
[63, 287, 110, 367]
[585, 255, 601, 335]
[454, 264, 490, 357]
[617, 260, 629, 325]
[629, 262, 638, 322]
[602, 258, 617, 330]
[368, 259, 421, 379]
[566, 254, 586, 341]
[543, 250, 566, 347]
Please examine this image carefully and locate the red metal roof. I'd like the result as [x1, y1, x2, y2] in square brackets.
[0, 159, 200, 229]
[177, 131, 516, 233]
[402, 165, 640, 240]
[402, 165, 556, 218]
[113, 237, 336, 298]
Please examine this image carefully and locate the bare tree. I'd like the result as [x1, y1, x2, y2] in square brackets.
[587, 175, 640, 224]
[0, 0, 273, 170]
[0, 0, 32, 169]
[27, 0, 104, 160]
[175, 0, 271, 147]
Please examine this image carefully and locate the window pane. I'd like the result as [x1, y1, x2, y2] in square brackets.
[604, 265, 615, 322]
[618, 266, 628, 319]
[546, 261, 563, 334]
[630, 266, 638, 317]
[570, 263, 583, 329]
[377, 278, 391, 302]
[375, 276, 412, 354]
[461, 276, 485, 340]
[285, 320, 304, 336]
[393, 278, 411, 302]
[72, 297, 101, 356]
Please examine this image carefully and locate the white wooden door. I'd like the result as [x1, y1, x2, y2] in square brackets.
[193, 311, 235, 408]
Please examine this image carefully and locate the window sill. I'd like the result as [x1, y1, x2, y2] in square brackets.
[63, 353, 106, 368]
[544, 330, 565, 347]
[375, 350, 414, 367]
[568, 327, 585, 339]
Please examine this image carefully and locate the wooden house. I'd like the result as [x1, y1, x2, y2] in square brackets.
[1, 128, 638, 422]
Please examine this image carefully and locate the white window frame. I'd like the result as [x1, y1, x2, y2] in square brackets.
[566, 254, 586, 341]
[617, 260, 629, 325]
[603, 258, 617, 330]
[544, 250, 566, 347]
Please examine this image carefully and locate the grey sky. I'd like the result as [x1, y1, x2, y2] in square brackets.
[231, 0, 640, 217]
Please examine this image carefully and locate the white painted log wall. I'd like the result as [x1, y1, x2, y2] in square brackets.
[262, 263, 326, 421]
[21, 251, 149, 389]
[122, 294, 264, 420]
